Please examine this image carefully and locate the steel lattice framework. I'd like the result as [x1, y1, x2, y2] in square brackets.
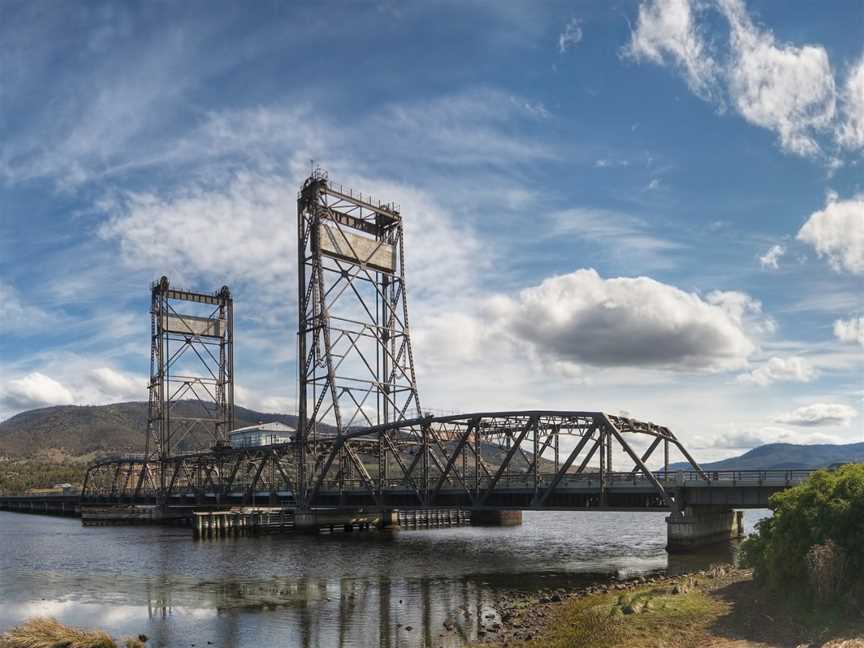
[84, 173, 715, 513]
[83, 410, 708, 510]
[130, 277, 235, 498]
[296, 169, 422, 507]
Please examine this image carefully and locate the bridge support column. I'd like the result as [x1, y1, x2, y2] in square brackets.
[666, 506, 743, 553]
[471, 510, 523, 527]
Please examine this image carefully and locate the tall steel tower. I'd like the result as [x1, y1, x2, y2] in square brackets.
[296, 169, 422, 504]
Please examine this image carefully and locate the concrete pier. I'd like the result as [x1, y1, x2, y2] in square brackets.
[666, 506, 744, 552]
[471, 510, 523, 526]
[192, 508, 293, 539]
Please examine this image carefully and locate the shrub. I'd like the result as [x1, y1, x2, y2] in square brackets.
[739, 463, 864, 608]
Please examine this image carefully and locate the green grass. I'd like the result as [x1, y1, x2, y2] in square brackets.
[503, 580, 727, 648]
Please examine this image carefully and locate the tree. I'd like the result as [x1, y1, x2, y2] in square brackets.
[740, 463, 864, 608]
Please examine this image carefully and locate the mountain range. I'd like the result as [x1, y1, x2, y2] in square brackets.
[0, 401, 304, 459]
[668, 442, 864, 471]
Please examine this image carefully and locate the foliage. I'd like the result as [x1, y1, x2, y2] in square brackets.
[739, 463, 864, 608]
[0, 459, 85, 495]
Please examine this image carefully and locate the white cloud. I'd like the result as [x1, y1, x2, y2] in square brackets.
[0, 282, 52, 334]
[758, 243, 785, 269]
[834, 317, 864, 346]
[837, 56, 864, 150]
[594, 158, 630, 168]
[737, 355, 818, 386]
[89, 367, 145, 402]
[558, 18, 583, 53]
[493, 268, 759, 371]
[0, 359, 149, 421]
[376, 89, 555, 167]
[709, 422, 842, 449]
[549, 208, 683, 270]
[98, 172, 298, 296]
[719, 0, 836, 157]
[797, 193, 864, 274]
[629, 0, 844, 159]
[0, 372, 75, 411]
[626, 0, 719, 99]
[773, 403, 859, 427]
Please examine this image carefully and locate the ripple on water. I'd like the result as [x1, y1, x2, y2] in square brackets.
[0, 509, 770, 647]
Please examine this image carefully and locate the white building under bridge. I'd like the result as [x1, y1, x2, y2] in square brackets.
[229, 422, 295, 448]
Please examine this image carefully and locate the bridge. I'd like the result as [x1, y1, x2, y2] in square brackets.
[2, 170, 814, 551]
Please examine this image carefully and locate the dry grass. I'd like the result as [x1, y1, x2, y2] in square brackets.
[0, 618, 146, 648]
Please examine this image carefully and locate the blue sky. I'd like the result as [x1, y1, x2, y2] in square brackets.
[1, 0, 862, 460]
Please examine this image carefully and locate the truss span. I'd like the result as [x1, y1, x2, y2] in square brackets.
[83, 411, 711, 511]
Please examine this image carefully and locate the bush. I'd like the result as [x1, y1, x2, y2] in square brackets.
[739, 463, 864, 608]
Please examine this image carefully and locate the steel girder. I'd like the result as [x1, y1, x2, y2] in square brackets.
[83, 411, 703, 510]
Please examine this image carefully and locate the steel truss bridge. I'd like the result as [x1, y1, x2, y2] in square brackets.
[80, 170, 812, 539]
[82, 411, 810, 513]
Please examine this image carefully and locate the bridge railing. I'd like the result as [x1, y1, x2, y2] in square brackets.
[314, 469, 816, 492]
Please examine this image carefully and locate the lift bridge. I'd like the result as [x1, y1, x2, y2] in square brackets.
[76, 170, 813, 551]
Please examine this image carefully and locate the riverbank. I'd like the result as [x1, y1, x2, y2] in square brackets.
[474, 564, 864, 648]
[0, 617, 146, 648]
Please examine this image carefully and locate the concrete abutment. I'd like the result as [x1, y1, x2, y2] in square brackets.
[666, 505, 744, 553]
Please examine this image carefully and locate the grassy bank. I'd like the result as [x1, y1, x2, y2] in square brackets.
[0, 618, 146, 648]
[477, 565, 864, 648]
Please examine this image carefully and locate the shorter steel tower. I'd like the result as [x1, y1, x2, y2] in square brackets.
[143, 277, 234, 494]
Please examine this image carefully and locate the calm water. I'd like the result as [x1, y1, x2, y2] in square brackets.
[0, 510, 768, 647]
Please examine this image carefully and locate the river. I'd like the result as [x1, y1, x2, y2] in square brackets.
[0, 509, 768, 647]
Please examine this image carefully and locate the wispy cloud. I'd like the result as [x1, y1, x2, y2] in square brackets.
[758, 244, 785, 269]
[558, 17, 583, 54]
[549, 208, 683, 270]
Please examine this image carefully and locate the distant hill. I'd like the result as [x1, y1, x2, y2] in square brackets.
[0, 401, 556, 472]
[668, 442, 864, 471]
[0, 401, 307, 458]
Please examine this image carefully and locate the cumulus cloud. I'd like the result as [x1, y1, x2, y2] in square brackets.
[758, 244, 785, 269]
[492, 268, 760, 371]
[797, 193, 864, 274]
[834, 316, 864, 346]
[837, 56, 864, 150]
[558, 18, 583, 53]
[628, 0, 851, 159]
[737, 356, 818, 386]
[773, 403, 859, 427]
[89, 367, 145, 402]
[709, 422, 841, 448]
[0, 372, 75, 411]
[720, 0, 836, 157]
[0, 362, 150, 421]
[625, 0, 719, 99]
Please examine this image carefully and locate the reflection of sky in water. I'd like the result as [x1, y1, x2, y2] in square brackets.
[0, 510, 770, 647]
